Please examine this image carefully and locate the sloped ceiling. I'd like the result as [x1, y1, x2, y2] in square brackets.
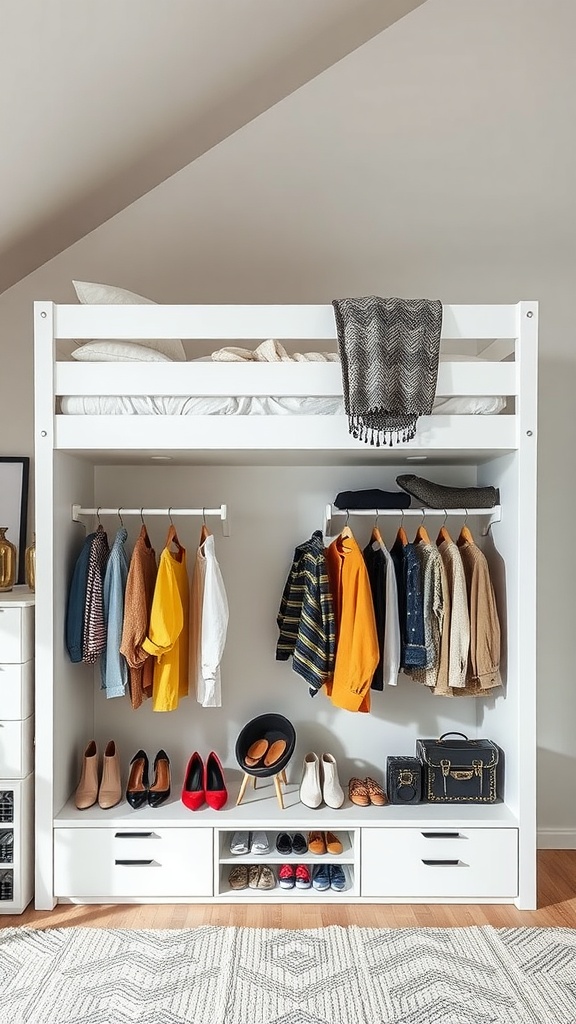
[49, 0, 574, 307]
[0, 0, 426, 293]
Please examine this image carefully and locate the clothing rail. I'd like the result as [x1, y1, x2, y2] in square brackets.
[71, 504, 230, 536]
[323, 504, 501, 538]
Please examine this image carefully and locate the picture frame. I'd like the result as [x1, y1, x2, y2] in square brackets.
[0, 457, 30, 584]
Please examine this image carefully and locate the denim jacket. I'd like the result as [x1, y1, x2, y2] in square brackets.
[390, 537, 427, 669]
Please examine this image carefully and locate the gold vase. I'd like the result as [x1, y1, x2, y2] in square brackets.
[25, 534, 35, 592]
[0, 527, 17, 592]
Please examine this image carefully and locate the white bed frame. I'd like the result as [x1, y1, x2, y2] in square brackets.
[33, 300, 538, 910]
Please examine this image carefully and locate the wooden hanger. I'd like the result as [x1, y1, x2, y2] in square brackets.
[457, 511, 475, 546]
[199, 508, 211, 545]
[165, 517, 184, 559]
[436, 510, 452, 546]
[339, 511, 353, 542]
[414, 510, 431, 545]
[371, 511, 383, 547]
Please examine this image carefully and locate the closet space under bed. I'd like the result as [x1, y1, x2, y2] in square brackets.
[33, 300, 537, 911]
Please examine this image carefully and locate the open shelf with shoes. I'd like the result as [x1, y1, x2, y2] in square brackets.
[217, 863, 357, 900]
[218, 828, 357, 864]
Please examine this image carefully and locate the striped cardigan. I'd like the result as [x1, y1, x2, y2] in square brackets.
[276, 531, 335, 695]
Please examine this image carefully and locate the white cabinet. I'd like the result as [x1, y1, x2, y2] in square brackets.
[361, 827, 518, 900]
[54, 827, 213, 898]
[0, 589, 34, 914]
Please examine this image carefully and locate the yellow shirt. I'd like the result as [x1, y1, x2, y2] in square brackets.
[325, 531, 379, 713]
[142, 542, 189, 712]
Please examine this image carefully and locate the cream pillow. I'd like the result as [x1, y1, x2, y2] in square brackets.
[72, 280, 186, 361]
[71, 341, 172, 362]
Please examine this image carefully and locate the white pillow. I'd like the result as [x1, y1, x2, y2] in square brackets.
[71, 341, 172, 362]
[72, 280, 186, 362]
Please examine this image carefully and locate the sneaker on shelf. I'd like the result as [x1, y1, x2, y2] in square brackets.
[248, 865, 276, 890]
[275, 832, 293, 856]
[329, 864, 346, 892]
[295, 864, 312, 889]
[308, 830, 326, 855]
[325, 831, 343, 856]
[312, 864, 330, 892]
[292, 832, 307, 856]
[230, 830, 250, 855]
[251, 831, 270, 855]
[278, 863, 296, 889]
[228, 865, 249, 890]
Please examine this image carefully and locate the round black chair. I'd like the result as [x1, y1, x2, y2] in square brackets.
[234, 713, 296, 809]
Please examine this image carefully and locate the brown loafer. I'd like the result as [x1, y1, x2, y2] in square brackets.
[307, 830, 326, 855]
[348, 777, 370, 807]
[325, 831, 343, 855]
[366, 776, 388, 806]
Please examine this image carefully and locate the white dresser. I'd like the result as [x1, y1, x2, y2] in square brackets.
[0, 587, 34, 914]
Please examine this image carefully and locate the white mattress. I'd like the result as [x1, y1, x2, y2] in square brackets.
[59, 394, 506, 416]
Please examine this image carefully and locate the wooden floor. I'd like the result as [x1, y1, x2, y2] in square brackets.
[3, 851, 576, 930]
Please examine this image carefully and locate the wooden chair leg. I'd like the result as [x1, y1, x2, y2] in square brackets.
[273, 773, 285, 810]
[280, 769, 287, 784]
[252, 775, 257, 788]
[236, 772, 251, 806]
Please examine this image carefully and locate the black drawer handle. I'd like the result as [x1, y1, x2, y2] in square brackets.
[421, 832, 463, 839]
[114, 859, 157, 866]
[421, 859, 465, 867]
[114, 832, 157, 839]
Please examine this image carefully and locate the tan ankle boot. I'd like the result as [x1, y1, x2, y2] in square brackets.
[98, 740, 122, 809]
[75, 740, 99, 809]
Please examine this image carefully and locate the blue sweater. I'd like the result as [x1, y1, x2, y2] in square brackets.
[100, 527, 129, 698]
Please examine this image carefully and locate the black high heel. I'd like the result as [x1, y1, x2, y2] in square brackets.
[126, 749, 149, 809]
[148, 749, 171, 808]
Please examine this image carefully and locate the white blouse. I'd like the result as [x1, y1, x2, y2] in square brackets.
[189, 533, 229, 707]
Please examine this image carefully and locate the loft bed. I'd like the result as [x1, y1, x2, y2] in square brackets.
[34, 302, 536, 457]
[33, 300, 538, 913]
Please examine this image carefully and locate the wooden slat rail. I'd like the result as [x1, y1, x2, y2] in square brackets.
[50, 303, 521, 341]
[55, 361, 517, 398]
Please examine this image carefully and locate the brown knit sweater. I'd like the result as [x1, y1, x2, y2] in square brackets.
[119, 526, 158, 709]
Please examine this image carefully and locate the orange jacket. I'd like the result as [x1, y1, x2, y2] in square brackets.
[325, 532, 379, 712]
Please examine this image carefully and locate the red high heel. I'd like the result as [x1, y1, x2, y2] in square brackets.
[205, 751, 227, 810]
[181, 751, 205, 810]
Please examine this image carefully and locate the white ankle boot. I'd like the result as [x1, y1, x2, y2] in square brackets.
[321, 752, 344, 809]
[299, 752, 322, 808]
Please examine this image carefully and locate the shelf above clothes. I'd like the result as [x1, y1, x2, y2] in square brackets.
[323, 504, 502, 538]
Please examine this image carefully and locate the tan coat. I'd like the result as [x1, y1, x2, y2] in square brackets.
[458, 539, 501, 689]
[119, 526, 158, 709]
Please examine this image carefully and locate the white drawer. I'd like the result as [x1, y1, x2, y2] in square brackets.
[0, 716, 34, 778]
[0, 607, 33, 664]
[361, 827, 518, 899]
[54, 827, 214, 898]
[0, 661, 33, 720]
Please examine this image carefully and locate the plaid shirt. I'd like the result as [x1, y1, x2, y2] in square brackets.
[276, 531, 335, 695]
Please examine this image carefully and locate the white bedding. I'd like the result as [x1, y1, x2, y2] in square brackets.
[60, 394, 506, 416]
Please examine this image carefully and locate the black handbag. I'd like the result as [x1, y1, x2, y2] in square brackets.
[416, 732, 502, 803]
[386, 756, 422, 804]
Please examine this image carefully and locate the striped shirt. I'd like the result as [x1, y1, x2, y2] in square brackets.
[276, 531, 335, 695]
[82, 525, 110, 664]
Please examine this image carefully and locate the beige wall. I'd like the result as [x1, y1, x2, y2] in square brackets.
[0, 0, 573, 837]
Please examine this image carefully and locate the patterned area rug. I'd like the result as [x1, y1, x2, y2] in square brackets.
[1, 925, 576, 1024]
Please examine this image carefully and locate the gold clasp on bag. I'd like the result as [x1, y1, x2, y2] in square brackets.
[398, 770, 416, 787]
[451, 770, 474, 780]
[440, 759, 451, 796]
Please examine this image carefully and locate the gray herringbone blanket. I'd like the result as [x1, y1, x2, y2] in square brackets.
[331, 296, 443, 446]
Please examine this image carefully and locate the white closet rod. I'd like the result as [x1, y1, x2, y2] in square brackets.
[324, 504, 501, 538]
[72, 504, 230, 536]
